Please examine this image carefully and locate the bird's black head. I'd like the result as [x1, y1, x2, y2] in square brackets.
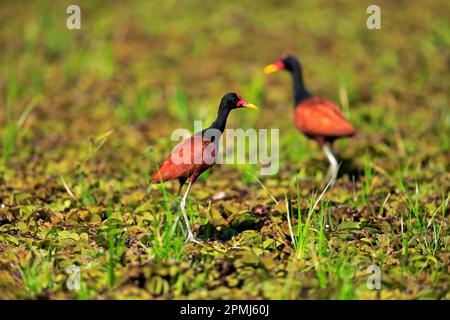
[210, 93, 258, 133]
[264, 54, 311, 106]
[219, 92, 257, 110]
[264, 54, 301, 74]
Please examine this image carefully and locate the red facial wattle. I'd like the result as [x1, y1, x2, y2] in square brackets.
[236, 98, 249, 107]
[274, 60, 285, 70]
[235, 94, 258, 109]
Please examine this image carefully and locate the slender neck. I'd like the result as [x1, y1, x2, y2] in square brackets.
[209, 107, 230, 133]
[290, 63, 312, 106]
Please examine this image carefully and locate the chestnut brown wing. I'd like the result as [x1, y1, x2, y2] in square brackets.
[294, 97, 355, 138]
[151, 135, 216, 183]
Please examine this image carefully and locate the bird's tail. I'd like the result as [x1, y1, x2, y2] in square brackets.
[150, 171, 164, 184]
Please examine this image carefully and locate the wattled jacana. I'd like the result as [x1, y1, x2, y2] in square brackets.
[151, 92, 257, 243]
[264, 55, 355, 184]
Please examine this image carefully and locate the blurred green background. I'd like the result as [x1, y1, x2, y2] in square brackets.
[1, 0, 449, 173]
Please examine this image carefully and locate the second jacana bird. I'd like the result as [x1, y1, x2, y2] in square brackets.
[151, 92, 257, 243]
[264, 55, 355, 184]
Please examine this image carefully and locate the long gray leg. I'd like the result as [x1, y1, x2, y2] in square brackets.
[180, 181, 202, 243]
[170, 179, 185, 235]
[323, 144, 338, 185]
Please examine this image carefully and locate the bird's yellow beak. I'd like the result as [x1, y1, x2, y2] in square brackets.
[242, 103, 258, 110]
[264, 64, 281, 74]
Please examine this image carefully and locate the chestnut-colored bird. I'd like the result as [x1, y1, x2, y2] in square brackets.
[151, 92, 257, 243]
[264, 55, 355, 184]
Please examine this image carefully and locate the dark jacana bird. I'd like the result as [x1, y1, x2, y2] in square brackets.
[151, 92, 257, 243]
[264, 55, 355, 184]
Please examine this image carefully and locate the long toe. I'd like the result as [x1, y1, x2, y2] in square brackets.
[185, 235, 203, 244]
